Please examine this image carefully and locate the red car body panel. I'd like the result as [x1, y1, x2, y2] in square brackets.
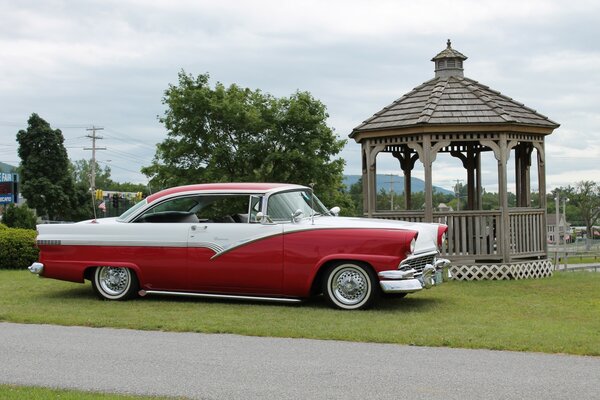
[37, 228, 417, 298]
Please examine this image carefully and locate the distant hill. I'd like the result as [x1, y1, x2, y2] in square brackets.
[0, 161, 17, 173]
[343, 175, 453, 195]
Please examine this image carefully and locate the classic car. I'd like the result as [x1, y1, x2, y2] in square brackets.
[29, 183, 451, 310]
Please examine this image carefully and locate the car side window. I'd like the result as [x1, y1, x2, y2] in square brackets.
[196, 195, 250, 223]
[134, 194, 253, 223]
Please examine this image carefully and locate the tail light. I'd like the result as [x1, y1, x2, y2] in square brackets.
[437, 225, 448, 250]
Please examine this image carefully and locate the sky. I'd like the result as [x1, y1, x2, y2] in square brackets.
[1, 0, 599, 193]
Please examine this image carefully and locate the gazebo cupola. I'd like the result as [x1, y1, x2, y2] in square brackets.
[350, 41, 560, 280]
[432, 39, 467, 78]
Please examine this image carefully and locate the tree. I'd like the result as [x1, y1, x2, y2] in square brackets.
[72, 159, 113, 190]
[143, 71, 352, 212]
[16, 114, 76, 220]
[2, 204, 37, 229]
[570, 181, 600, 247]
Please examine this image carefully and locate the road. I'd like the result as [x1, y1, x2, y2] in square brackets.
[1, 322, 598, 400]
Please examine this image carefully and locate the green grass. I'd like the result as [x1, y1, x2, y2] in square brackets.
[564, 256, 600, 264]
[1, 270, 599, 355]
[0, 384, 184, 399]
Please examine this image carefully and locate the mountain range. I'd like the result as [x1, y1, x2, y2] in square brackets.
[343, 175, 453, 195]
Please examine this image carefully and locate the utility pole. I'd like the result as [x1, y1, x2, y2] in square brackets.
[554, 193, 560, 269]
[386, 174, 395, 210]
[84, 126, 106, 191]
[454, 179, 463, 211]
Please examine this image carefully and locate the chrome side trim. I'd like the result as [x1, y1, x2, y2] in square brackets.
[139, 290, 303, 303]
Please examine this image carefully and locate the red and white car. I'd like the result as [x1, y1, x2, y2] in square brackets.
[29, 183, 450, 310]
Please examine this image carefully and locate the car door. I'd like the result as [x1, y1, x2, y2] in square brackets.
[186, 194, 284, 295]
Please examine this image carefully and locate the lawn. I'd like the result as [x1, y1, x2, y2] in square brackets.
[0, 384, 183, 399]
[1, 270, 598, 356]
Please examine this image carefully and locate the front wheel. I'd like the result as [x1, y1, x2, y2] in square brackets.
[92, 266, 138, 300]
[323, 262, 378, 310]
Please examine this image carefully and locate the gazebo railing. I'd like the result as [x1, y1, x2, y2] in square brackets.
[371, 208, 546, 261]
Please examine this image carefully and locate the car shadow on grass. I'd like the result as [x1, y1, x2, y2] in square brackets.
[35, 285, 96, 300]
[37, 283, 446, 312]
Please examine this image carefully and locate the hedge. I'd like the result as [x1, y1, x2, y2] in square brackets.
[0, 226, 39, 269]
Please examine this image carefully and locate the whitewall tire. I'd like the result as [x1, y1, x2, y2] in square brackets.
[323, 262, 378, 310]
[92, 266, 138, 300]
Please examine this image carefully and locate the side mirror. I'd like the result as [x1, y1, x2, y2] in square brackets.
[291, 209, 304, 223]
[329, 206, 340, 216]
[256, 212, 273, 224]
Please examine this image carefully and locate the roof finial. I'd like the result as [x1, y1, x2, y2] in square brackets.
[447, 39, 451, 49]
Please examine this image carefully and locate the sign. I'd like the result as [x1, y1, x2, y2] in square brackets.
[0, 173, 13, 182]
[0, 173, 18, 204]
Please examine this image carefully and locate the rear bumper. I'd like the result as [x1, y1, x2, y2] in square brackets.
[378, 258, 451, 294]
[28, 262, 44, 275]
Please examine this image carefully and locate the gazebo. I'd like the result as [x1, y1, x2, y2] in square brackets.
[350, 41, 559, 280]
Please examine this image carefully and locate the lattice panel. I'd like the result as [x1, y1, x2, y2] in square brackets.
[450, 260, 554, 281]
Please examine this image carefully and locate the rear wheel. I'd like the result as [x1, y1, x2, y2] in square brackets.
[323, 262, 378, 310]
[92, 266, 138, 300]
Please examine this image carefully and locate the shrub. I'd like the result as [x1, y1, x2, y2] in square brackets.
[2, 204, 38, 230]
[0, 227, 38, 269]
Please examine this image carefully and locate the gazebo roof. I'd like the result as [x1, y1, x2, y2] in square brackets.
[351, 42, 559, 137]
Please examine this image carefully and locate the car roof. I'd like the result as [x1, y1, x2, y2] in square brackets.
[146, 183, 307, 203]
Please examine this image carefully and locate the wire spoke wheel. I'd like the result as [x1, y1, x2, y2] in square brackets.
[323, 262, 377, 310]
[92, 266, 138, 300]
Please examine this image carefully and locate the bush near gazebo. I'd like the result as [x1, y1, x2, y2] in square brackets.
[0, 224, 38, 269]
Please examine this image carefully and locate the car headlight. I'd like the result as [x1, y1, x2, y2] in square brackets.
[410, 237, 416, 254]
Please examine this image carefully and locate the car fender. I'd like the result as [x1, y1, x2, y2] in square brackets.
[84, 262, 144, 284]
[299, 253, 401, 296]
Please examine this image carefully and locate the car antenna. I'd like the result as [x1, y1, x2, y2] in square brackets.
[309, 182, 315, 225]
[90, 185, 98, 223]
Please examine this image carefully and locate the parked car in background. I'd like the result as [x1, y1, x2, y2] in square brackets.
[29, 183, 450, 310]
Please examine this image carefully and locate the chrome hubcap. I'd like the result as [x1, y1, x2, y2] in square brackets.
[332, 267, 368, 305]
[99, 267, 129, 296]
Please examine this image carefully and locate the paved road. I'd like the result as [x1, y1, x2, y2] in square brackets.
[1, 322, 598, 400]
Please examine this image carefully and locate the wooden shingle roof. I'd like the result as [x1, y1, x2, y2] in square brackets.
[351, 75, 560, 136]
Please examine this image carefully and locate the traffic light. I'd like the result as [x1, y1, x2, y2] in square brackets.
[112, 193, 119, 208]
[95, 189, 103, 200]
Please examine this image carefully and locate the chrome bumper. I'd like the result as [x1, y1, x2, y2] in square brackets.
[28, 262, 44, 275]
[378, 258, 451, 294]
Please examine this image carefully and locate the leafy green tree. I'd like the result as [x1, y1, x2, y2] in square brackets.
[570, 181, 600, 245]
[2, 204, 37, 229]
[348, 178, 363, 215]
[143, 71, 351, 212]
[72, 159, 113, 190]
[17, 114, 76, 220]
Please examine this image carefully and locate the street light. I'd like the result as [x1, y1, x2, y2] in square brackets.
[563, 197, 569, 244]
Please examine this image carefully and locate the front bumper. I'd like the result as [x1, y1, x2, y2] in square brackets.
[378, 258, 451, 294]
[28, 262, 44, 275]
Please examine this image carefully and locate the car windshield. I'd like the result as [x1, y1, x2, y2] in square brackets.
[117, 199, 147, 222]
[266, 190, 329, 222]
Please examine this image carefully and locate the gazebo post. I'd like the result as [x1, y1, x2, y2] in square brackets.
[475, 151, 482, 210]
[498, 135, 511, 263]
[392, 148, 416, 210]
[423, 135, 433, 222]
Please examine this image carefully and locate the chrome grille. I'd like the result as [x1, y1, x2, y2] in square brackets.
[399, 253, 436, 275]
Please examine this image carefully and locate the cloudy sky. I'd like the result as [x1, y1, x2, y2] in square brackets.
[1, 0, 598, 192]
